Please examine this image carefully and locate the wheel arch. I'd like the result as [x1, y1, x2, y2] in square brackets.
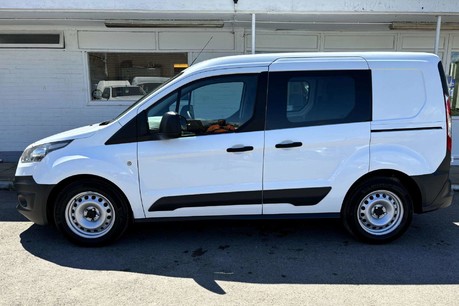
[47, 174, 134, 226]
[342, 169, 422, 215]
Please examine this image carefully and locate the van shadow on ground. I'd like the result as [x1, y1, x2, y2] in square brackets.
[19, 204, 459, 294]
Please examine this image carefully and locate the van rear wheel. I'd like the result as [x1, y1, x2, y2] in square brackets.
[54, 179, 130, 246]
[342, 177, 413, 243]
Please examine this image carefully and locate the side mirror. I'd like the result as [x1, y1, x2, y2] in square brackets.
[92, 89, 102, 99]
[159, 112, 181, 139]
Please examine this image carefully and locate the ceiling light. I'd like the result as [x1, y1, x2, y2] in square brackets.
[105, 20, 224, 28]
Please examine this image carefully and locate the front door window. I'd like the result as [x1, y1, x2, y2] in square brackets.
[146, 74, 259, 136]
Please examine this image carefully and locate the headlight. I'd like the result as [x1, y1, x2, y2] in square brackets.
[21, 140, 73, 163]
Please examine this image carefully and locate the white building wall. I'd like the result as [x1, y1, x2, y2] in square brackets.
[0, 22, 459, 161]
[0, 48, 126, 152]
[0, 27, 246, 156]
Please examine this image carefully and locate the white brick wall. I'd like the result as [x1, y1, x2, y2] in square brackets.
[0, 49, 125, 152]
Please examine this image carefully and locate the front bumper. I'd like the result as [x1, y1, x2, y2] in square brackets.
[14, 176, 55, 225]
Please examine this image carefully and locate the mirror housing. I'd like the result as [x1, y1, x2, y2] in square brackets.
[159, 112, 181, 139]
[92, 89, 102, 99]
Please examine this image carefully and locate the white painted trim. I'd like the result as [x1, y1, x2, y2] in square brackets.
[435, 16, 442, 54]
[251, 13, 256, 54]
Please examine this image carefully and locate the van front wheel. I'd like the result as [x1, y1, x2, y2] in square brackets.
[54, 180, 130, 246]
[342, 177, 413, 243]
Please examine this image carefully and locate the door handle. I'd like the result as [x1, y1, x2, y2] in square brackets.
[227, 146, 254, 153]
[275, 142, 303, 149]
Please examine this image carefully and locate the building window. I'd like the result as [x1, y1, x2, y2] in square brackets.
[89, 52, 188, 102]
[449, 52, 459, 116]
[0, 33, 63, 48]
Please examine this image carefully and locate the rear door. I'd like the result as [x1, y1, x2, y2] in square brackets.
[263, 57, 372, 215]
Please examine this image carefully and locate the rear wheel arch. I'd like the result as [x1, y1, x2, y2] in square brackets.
[342, 169, 422, 215]
[340, 170, 420, 243]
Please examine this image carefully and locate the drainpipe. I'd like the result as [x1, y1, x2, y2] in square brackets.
[434, 16, 442, 55]
[252, 13, 256, 54]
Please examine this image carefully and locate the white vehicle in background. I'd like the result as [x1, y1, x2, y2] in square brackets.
[132, 76, 169, 93]
[15, 52, 453, 246]
[93, 80, 146, 101]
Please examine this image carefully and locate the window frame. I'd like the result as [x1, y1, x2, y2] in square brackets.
[141, 73, 264, 140]
[266, 70, 372, 130]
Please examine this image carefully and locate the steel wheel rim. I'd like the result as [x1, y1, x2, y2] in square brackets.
[357, 190, 404, 236]
[65, 191, 115, 239]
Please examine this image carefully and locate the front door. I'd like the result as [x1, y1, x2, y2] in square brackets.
[138, 73, 266, 218]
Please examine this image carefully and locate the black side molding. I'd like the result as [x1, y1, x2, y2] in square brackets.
[149, 190, 262, 212]
[264, 187, 331, 206]
[148, 187, 331, 212]
[371, 126, 442, 133]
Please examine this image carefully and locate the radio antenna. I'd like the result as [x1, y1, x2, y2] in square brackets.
[190, 36, 213, 66]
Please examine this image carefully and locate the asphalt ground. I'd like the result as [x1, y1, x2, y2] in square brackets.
[1, 189, 459, 305]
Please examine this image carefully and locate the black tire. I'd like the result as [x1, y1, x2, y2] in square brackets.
[342, 177, 413, 244]
[54, 179, 131, 246]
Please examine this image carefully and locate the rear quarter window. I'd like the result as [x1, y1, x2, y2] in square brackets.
[266, 70, 372, 129]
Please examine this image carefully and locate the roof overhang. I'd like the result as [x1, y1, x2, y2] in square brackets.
[0, 10, 458, 31]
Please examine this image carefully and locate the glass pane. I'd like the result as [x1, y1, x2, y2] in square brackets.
[449, 52, 459, 116]
[287, 75, 356, 124]
[0, 34, 60, 44]
[146, 93, 178, 131]
[267, 70, 371, 130]
[191, 82, 244, 120]
[89, 52, 188, 101]
[145, 75, 258, 137]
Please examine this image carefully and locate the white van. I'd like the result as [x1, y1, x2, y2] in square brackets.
[93, 80, 146, 101]
[132, 76, 170, 93]
[15, 52, 453, 246]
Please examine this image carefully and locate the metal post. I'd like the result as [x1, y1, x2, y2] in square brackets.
[251, 13, 256, 54]
[435, 16, 442, 55]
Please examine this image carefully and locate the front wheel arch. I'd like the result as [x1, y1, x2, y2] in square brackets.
[47, 175, 133, 229]
[52, 176, 133, 246]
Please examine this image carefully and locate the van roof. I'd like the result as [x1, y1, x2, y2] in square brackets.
[184, 52, 439, 75]
[97, 80, 130, 90]
[131, 76, 169, 85]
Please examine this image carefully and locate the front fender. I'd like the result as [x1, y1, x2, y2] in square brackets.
[29, 144, 145, 219]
